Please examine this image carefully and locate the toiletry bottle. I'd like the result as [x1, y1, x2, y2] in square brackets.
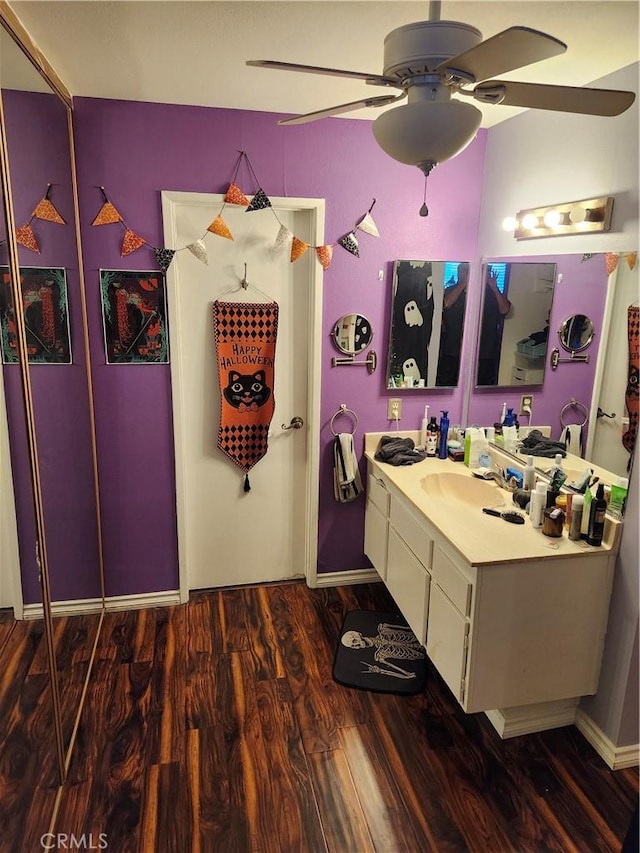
[587, 483, 607, 546]
[500, 402, 507, 425]
[569, 495, 584, 540]
[523, 455, 536, 491]
[438, 411, 449, 459]
[609, 476, 629, 519]
[581, 485, 593, 538]
[530, 481, 548, 528]
[419, 405, 429, 449]
[503, 407, 515, 427]
[426, 416, 439, 457]
[548, 453, 567, 491]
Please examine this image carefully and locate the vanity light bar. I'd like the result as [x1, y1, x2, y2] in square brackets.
[507, 197, 614, 240]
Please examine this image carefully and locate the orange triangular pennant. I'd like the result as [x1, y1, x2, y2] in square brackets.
[605, 252, 619, 275]
[291, 237, 310, 263]
[207, 215, 234, 240]
[224, 183, 250, 206]
[315, 245, 333, 270]
[32, 198, 66, 224]
[121, 228, 146, 256]
[15, 224, 40, 253]
[92, 201, 123, 226]
[625, 252, 637, 270]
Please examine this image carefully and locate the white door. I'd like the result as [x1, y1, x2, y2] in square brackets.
[587, 260, 638, 477]
[0, 366, 22, 614]
[162, 192, 323, 597]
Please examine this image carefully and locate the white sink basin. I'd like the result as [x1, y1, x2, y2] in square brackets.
[421, 472, 509, 508]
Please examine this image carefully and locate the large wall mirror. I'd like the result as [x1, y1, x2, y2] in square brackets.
[466, 253, 634, 488]
[0, 7, 104, 840]
[475, 260, 556, 388]
[387, 259, 469, 389]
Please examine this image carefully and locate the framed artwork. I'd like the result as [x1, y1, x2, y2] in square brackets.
[100, 269, 169, 364]
[0, 266, 72, 364]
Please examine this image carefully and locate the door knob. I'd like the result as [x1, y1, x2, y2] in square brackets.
[282, 416, 304, 430]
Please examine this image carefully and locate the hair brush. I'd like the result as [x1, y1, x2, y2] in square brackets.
[482, 508, 525, 525]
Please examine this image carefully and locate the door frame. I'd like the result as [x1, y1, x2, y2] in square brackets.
[161, 191, 324, 601]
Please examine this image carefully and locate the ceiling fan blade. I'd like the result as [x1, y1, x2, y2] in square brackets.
[246, 60, 398, 88]
[278, 94, 406, 126]
[474, 80, 636, 116]
[436, 26, 566, 83]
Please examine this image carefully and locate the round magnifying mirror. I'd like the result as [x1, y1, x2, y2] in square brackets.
[331, 313, 373, 355]
[558, 314, 595, 353]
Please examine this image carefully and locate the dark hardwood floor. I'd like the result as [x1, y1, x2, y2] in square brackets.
[4, 581, 639, 852]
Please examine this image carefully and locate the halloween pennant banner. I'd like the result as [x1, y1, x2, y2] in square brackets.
[91, 151, 381, 274]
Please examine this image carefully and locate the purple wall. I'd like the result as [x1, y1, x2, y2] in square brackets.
[72, 97, 487, 593]
[2, 90, 101, 604]
[466, 253, 607, 439]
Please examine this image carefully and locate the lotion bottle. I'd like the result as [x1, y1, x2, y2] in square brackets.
[523, 455, 536, 491]
[530, 481, 548, 527]
[426, 416, 439, 457]
[419, 405, 429, 449]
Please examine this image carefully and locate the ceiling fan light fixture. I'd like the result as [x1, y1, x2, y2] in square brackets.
[372, 100, 482, 171]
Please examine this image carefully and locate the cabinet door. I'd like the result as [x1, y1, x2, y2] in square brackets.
[364, 500, 388, 579]
[386, 530, 430, 645]
[426, 584, 469, 705]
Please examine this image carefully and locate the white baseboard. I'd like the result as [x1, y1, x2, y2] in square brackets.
[575, 708, 640, 770]
[314, 568, 382, 588]
[485, 699, 578, 739]
[22, 589, 182, 620]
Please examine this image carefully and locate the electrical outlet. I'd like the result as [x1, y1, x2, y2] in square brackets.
[520, 394, 533, 412]
[387, 398, 402, 420]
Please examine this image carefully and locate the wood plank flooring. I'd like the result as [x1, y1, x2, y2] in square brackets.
[4, 581, 639, 852]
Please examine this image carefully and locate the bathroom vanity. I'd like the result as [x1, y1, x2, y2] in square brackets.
[363, 432, 622, 738]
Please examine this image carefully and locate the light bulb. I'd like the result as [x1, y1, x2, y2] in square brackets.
[522, 213, 539, 230]
[569, 206, 587, 224]
[502, 216, 517, 231]
[543, 209, 562, 228]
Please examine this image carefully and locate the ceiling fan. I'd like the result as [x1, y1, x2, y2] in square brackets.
[247, 1, 635, 180]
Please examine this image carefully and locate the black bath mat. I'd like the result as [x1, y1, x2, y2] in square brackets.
[332, 610, 427, 695]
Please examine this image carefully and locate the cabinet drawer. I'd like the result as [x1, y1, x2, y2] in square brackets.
[386, 530, 430, 645]
[367, 471, 390, 516]
[426, 583, 469, 705]
[389, 496, 433, 569]
[364, 500, 388, 580]
[431, 546, 472, 616]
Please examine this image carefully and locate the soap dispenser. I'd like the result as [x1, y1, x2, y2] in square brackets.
[438, 411, 449, 459]
[503, 407, 515, 427]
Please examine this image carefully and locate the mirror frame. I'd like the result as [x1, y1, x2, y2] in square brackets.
[331, 312, 373, 355]
[558, 314, 595, 353]
[474, 260, 556, 390]
[0, 0, 105, 786]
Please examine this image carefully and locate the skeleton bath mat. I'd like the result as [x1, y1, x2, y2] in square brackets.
[333, 610, 427, 695]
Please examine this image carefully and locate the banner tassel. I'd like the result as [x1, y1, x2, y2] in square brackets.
[244, 473, 251, 493]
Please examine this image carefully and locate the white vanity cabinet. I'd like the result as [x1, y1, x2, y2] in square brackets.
[364, 452, 618, 737]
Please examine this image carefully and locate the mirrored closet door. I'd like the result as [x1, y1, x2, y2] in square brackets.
[0, 4, 104, 841]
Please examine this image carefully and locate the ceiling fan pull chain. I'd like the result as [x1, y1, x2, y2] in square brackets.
[419, 175, 429, 217]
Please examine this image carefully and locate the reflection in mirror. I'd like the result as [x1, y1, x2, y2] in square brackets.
[387, 260, 469, 389]
[0, 8, 104, 824]
[476, 261, 556, 387]
[332, 313, 373, 355]
[558, 314, 595, 352]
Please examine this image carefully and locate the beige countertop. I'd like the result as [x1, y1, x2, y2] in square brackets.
[364, 431, 621, 567]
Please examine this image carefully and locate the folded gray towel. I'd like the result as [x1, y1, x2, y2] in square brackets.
[520, 429, 567, 458]
[374, 435, 428, 466]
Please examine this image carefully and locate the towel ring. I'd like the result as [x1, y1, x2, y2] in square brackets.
[330, 404, 359, 436]
[560, 398, 589, 428]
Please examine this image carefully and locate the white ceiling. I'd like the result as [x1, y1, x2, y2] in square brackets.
[8, 0, 640, 128]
